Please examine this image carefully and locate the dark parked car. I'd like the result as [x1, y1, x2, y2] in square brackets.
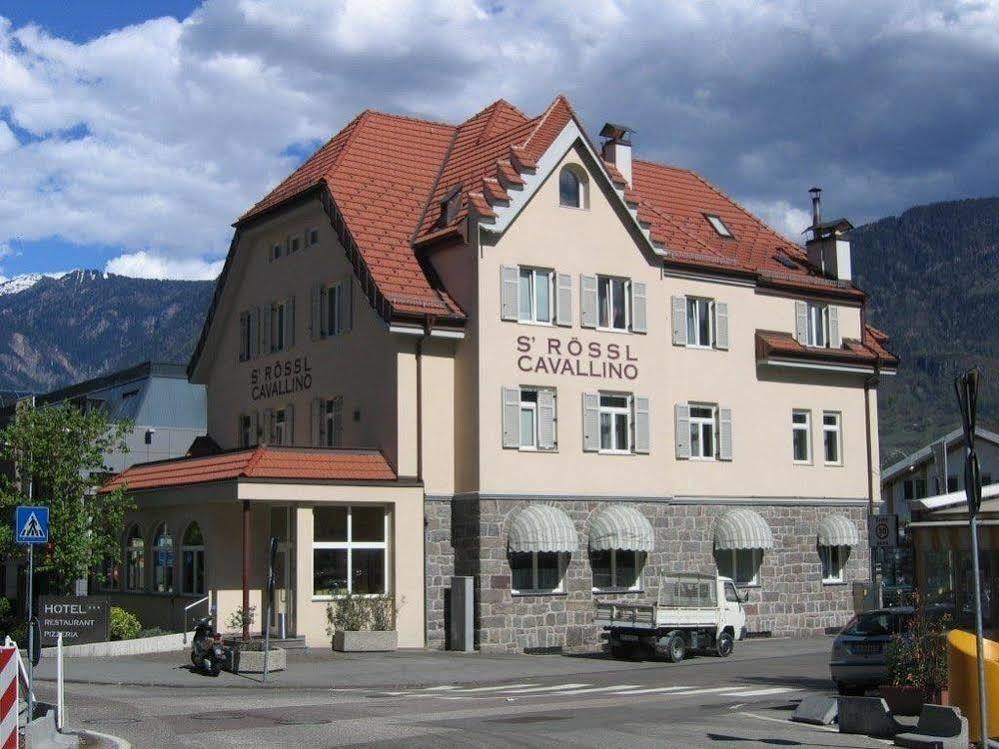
[829, 607, 914, 695]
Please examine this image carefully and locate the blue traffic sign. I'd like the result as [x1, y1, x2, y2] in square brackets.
[15, 506, 49, 545]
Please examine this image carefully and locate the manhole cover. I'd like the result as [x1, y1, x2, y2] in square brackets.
[276, 717, 333, 726]
[191, 711, 249, 721]
[486, 715, 569, 725]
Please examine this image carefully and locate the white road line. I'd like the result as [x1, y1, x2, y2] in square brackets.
[605, 686, 694, 695]
[550, 685, 642, 695]
[443, 683, 541, 693]
[668, 686, 739, 696]
[499, 684, 591, 694]
[720, 687, 798, 698]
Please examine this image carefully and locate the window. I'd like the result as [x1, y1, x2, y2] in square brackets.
[792, 410, 811, 464]
[820, 545, 846, 583]
[307, 228, 320, 247]
[724, 581, 741, 603]
[689, 404, 717, 460]
[124, 525, 144, 591]
[558, 166, 586, 208]
[239, 311, 254, 362]
[98, 558, 120, 592]
[599, 393, 631, 453]
[272, 407, 291, 446]
[519, 389, 538, 450]
[322, 396, 343, 448]
[271, 300, 287, 352]
[313, 506, 387, 597]
[271, 242, 283, 261]
[705, 214, 734, 238]
[823, 412, 842, 465]
[902, 478, 927, 501]
[807, 302, 829, 347]
[518, 267, 554, 324]
[239, 413, 255, 448]
[597, 276, 630, 330]
[510, 552, 568, 594]
[323, 282, 349, 337]
[151, 523, 174, 594]
[591, 549, 645, 591]
[181, 523, 205, 596]
[685, 297, 714, 347]
[716, 548, 762, 585]
[288, 234, 301, 253]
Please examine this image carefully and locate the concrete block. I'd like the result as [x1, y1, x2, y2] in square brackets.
[839, 696, 902, 738]
[333, 630, 398, 652]
[233, 647, 286, 673]
[792, 695, 838, 725]
[894, 704, 968, 749]
[25, 711, 76, 749]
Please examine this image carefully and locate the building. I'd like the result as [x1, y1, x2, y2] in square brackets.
[102, 96, 897, 651]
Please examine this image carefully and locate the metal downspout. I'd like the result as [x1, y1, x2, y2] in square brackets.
[417, 314, 435, 647]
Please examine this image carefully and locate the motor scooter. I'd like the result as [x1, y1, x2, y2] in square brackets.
[190, 616, 225, 677]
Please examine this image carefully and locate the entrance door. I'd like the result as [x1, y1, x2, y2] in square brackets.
[269, 506, 295, 637]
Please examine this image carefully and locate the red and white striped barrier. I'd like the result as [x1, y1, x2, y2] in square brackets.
[0, 646, 17, 749]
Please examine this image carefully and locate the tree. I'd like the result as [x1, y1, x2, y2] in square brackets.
[0, 402, 133, 593]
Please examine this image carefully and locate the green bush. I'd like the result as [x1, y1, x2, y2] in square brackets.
[227, 605, 256, 633]
[109, 607, 142, 641]
[325, 593, 397, 641]
[886, 606, 951, 694]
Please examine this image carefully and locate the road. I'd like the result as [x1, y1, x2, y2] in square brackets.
[34, 638, 888, 748]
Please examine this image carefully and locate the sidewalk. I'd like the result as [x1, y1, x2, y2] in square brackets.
[32, 635, 832, 690]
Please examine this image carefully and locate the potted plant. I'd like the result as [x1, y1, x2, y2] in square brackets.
[881, 607, 951, 715]
[326, 593, 399, 652]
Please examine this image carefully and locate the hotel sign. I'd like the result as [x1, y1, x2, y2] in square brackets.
[251, 356, 313, 400]
[516, 335, 639, 380]
[38, 596, 109, 646]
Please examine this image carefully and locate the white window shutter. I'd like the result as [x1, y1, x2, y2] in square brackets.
[538, 389, 557, 450]
[263, 409, 273, 445]
[311, 398, 323, 446]
[249, 410, 259, 447]
[828, 305, 841, 349]
[501, 387, 521, 448]
[719, 407, 733, 461]
[674, 403, 691, 459]
[582, 392, 600, 452]
[794, 300, 808, 343]
[340, 280, 353, 334]
[310, 284, 321, 341]
[556, 273, 572, 327]
[714, 301, 729, 350]
[261, 305, 272, 353]
[580, 274, 598, 328]
[671, 296, 687, 345]
[285, 403, 294, 445]
[250, 307, 260, 358]
[631, 282, 647, 334]
[634, 396, 650, 454]
[500, 266, 519, 321]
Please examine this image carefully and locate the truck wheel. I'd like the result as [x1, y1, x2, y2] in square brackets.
[716, 632, 734, 657]
[664, 634, 686, 663]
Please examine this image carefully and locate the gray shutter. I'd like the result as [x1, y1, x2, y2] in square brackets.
[582, 392, 600, 452]
[580, 274, 598, 328]
[285, 297, 296, 348]
[671, 296, 687, 345]
[261, 304, 272, 353]
[263, 409, 274, 445]
[249, 307, 260, 358]
[340, 280, 353, 334]
[794, 300, 808, 344]
[719, 407, 733, 461]
[674, 403, 691, 459]
[634, 396, 650, 454]
[502, 387, 521, 448]
[310, 284, 321, 341]
[631, 281, 647, 333]
[500, 266, 519, 321]
[286, 403, 295, 445]
[311, 397, 323, 446]
[249, 410, 259, 447]
[556, 273, 572, 327]
[538, 389, 556, 450]
[238, 313, 247, 362]
[828, 305, 841, 349]
[714, 301, 729, 350]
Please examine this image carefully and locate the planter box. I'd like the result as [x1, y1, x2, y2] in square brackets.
[232, 646, 286, 673]
[878, 685, 935, 716]
[333, 630, 397, 652]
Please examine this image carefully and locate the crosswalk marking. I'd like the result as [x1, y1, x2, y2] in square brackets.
[719, 687, 798, 698]
[606, 686, 694, 695]
[550, 685, 642, 695]
[499, 684, 591, 694]
[667, 687, 739, 696]
[434, 683, 541, 693]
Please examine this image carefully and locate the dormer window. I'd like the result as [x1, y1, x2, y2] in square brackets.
[558, 165, 587, 209]
[705, 214, 734, 238]
[439, 185, 462, 227]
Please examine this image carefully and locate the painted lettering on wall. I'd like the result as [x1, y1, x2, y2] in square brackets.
[251, 356, 313, 400]
[516, 336, 639, 380]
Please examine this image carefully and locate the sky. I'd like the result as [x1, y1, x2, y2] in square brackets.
[1, 0, 997, 282]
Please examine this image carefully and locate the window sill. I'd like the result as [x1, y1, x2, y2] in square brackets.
[688, 456, 717, 462]
[511, 591, 567, 598]
[822, 580, 848, 586]
[824, 462, 844, 468]
[793, 460, 813, 467]
[592, 588, 644, 596]
[595, 327, 633, 336]
[517, 448, 559, 454]
[684, 343, 715, 351]
[516, 319, 555, 328]
[598, 450, 635, 456]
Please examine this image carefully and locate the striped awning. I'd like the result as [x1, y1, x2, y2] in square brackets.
[508, 505, 579, 554]
[714, 509, 774, 550]
[589, 505, 655, 552]
[817, 514, 859, 547]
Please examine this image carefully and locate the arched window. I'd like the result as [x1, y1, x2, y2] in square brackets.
[181, 522, 206, 596]
[124, 525, 144, 591]
[151, 523, 175, 593]
[558, 166, 587, 208]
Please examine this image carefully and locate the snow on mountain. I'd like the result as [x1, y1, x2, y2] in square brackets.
[0, 271, 73, 296]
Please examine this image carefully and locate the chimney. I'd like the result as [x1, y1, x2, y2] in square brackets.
[804, 186, 854, 282]
[600, 122, 634, 186]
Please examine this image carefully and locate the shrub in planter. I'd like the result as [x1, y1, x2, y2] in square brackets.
[109, 607, 142, 641]
[883, 606, 951, 714]
[326, 593, 399, 652]
[226, 605, 256, 635]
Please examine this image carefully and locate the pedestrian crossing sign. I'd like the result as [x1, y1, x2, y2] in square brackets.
[15, 506, 49, 545]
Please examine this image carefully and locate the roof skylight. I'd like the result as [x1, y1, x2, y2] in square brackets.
[705, 214, 734, 238]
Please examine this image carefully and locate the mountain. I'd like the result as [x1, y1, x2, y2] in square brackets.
[851, 197, 999, 464]
[0, 270, 214, 392]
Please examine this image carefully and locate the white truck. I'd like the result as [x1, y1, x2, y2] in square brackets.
[595, 573, 747, 662]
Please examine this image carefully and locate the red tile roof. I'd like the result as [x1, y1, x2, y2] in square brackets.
[756, 327, 899, 369]
[100, 447, 397, 493]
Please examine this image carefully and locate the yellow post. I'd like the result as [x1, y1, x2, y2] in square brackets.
[947, 629, 999, 743]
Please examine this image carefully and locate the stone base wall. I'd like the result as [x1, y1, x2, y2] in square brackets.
[424, 497, 869, 652]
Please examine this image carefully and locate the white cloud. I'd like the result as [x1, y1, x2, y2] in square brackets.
[742, 200, 812, 242]
[104, 251, 223, 280]
[0, 0, 996, 279]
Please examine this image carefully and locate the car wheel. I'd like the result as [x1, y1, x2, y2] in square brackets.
[716, 632, 734, 657]
[664, 634, 686, 663]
